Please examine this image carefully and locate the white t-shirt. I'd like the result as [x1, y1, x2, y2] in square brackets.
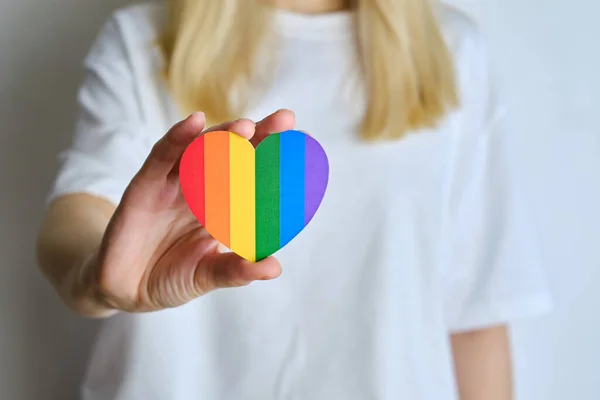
[49, 3, 553, 399]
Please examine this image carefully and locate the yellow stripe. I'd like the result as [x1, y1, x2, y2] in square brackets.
[229, 132, 256, 262]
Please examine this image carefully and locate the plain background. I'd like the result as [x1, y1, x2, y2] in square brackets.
[1, 0, 598, 399]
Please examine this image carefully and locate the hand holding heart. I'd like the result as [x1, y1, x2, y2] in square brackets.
[89, 111, 296, 313]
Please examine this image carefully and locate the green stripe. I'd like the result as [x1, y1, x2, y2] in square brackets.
[255, 135, 280, 261]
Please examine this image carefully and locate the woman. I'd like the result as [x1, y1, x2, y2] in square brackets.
[37, 0, 552, 399]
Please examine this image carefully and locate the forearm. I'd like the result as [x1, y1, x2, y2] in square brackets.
[451, 325, 513, 400]
[36, 194, 117, 318]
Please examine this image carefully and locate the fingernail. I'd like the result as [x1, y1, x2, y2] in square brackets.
[260, 276, 272, 281]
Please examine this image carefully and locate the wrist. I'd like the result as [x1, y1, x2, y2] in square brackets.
[65, 251, 119, 318]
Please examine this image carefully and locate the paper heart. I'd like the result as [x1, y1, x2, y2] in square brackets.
[179, 130, 329, 262]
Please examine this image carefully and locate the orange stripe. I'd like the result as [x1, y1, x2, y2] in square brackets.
[204, 132, 230, 248]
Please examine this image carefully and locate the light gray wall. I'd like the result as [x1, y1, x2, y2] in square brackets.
[1, 0, 598, 399]
[453, 1, 600, 399]
[0, 1, 130, 399]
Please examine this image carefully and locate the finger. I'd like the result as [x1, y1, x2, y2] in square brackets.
[139, 112, 206, 180]
[251, 109, 296, 147]
[201, 253, 282, 290]
[202, 118, 256, 140]
[170, 118, 257, 178]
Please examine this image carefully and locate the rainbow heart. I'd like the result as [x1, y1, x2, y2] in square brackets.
[179, 130, 329, 262]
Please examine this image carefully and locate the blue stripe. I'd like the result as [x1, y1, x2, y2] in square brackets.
[279, 130, 306, 248]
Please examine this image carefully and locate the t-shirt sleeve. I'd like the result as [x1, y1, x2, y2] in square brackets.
[441, 26, 553, 333]
[46, 14, 148, 207]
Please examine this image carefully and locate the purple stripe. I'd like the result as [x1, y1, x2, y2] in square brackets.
[304, 136, 329, 225]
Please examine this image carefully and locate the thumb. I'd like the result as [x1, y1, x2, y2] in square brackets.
[198, 253, 282, 292]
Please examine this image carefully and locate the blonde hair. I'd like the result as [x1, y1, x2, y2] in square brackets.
[159, 0, 458, 140]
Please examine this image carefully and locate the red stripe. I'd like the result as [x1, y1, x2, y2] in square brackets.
[179, 135, 205, 225]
